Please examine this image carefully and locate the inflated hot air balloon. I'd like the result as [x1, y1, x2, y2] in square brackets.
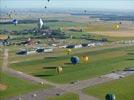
[67, 49, 72, 55]
[105, 93, 116, 100]
[70, 35, 73, 39]
[56, 66, 63, 74]
[38, 18, 44, 29]
[113, 24, 120, 30]
[48, 0, 50, 2]
[71, 56, 80, 64]
[116, 24, 120, 30]
[82, 55, 89, 63]
[84, 10, 87, 14]
[8, 14, 12, 19]
[12, 19, 18, 25]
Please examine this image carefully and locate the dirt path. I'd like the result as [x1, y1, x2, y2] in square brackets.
[2, 46, 134, 100]
[2, 49, 8, 71]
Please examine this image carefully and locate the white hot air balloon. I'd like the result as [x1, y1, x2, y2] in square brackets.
[38, 18, 44, 29]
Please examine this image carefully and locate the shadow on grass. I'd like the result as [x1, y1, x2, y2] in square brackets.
[34, 74, 54, 77]
[127, 53, 134, 55]
[43, 66, 57, 69]
[45, 57, 58, 60]
[125, 49, 134, 51]
[64, 62, 72, 65]
[127, 58, 134, 60]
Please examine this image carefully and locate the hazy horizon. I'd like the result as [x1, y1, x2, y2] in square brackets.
[1, 0, 134, 11]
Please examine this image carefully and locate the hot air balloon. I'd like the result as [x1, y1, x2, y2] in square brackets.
[115, 24, 120, 30]
[70, 35, 73, 39]
[71, 56, 80, 64]
[67, 49, 72, 55]
[8, 14, 12, 19]
[12, 19, 18, 25]
[48, 0, 50, 2]
[105, 93, 116, 100]
[45, 6, 47, 9]
[56, 66, 63, 74]
[38, 18, 44, 29]
[113, 24, 120, 30]
[82, 55, 89, 63]
[84, 10, 87, 14]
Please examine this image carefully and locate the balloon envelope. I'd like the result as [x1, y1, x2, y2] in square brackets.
[12, 19, 18, 25]
[67, 49, 72, 55]
[116, 25, 120, 29]
[57, 66, 63, 74]
[83, 56, 89, 62]
[71, 56, 80, 64]
[38, 18, 44, 29]
[113, 24, 120, 30]
[105, 93, 116, 100]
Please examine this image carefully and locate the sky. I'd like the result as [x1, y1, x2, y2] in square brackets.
[1, 0, 134, 11]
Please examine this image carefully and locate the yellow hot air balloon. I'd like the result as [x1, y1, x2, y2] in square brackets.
[66, 49, 72, 55]
[113, 24, 120, 30]
[82, 55, 89, 63]
[116, 24, 120, 30]
[56, 66, 63, 74]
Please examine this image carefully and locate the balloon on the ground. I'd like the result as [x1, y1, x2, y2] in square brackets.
[67, 49, 72, 55]
[12, 19, 18, 25]
[82, 55, 89, 62]
[57, 66, 63, 74]
[105, 93, 116, 100]
[38, 18, 44, 29]
[71, 56, 80, 64]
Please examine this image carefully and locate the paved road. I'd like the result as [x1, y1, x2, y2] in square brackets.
[2, 46, 134, 100]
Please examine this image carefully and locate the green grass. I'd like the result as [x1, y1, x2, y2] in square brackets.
[46, 92, 79, 100]
[83, 75, 134, 100]
[0, 47, 3, 69]
[0, 23, 36, 31]
[0, 22, 81, 31]
[10, 45, 134, 83]
[0, 72, 50, 99]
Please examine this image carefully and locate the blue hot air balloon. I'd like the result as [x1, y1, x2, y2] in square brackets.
[12, 19, 18, 25]
[105, 93, 116, 100]
[71, 56, 80, 64]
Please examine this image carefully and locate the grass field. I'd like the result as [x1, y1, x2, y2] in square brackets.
[83, 75, 134, 100]
[0, 72, 50, 99]
[46, 92, 79, 100]
[0, 47, 3, 68]
[10, 45, 134, 83]
[0, 22, 82, 31]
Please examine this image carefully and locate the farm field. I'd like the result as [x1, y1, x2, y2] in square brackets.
[83, 75, 134, 100]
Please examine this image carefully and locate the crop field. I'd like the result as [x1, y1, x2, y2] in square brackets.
[83, 75, 134, 100]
